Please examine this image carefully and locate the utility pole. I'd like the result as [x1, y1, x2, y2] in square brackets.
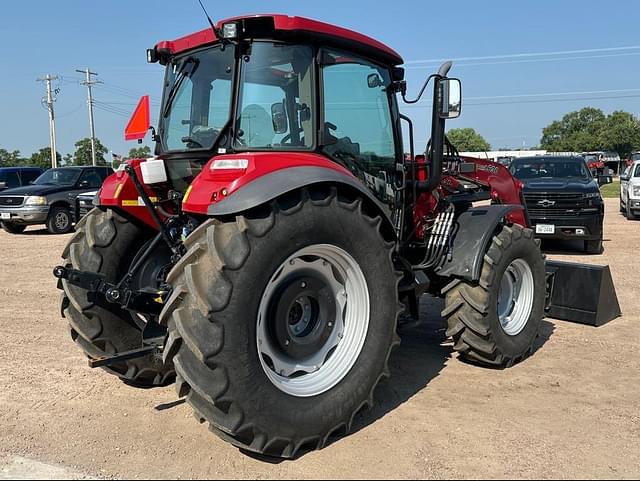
[36, 75, 59, 169]
[76, 68, 101, 166]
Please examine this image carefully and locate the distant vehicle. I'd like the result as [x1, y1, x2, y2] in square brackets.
[582, 151, 622, 175]
[624, 152, 640, 169]
[0, 167, 44, 192]
[511, 156, 605, 254]
[620, 160, 640, 220]
[495, 156, 515, 167]
[0, 166, 112, 234]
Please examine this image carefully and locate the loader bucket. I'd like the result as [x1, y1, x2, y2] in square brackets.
[545, 260, 621, 327]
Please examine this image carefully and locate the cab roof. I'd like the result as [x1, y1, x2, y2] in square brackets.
[155, 14, 403, 66]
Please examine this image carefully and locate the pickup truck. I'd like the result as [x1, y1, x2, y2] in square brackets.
[0, 166, 112, 234]
[620, 160, 640, 220]
[511, 156, 606, 254]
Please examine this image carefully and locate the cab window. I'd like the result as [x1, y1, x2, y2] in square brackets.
[79, 169, 104, 189]
[236, 43, 314, 149]
[321, 51, 397, 177]
[0, 171, 20, 188]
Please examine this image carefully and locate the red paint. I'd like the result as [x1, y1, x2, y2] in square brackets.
[182, 152, 352, 215]
[411, 156, 529, 239]
[124, 96, 150, 141]
[155, 14, 403, 65]
[99, 160, 163, 229]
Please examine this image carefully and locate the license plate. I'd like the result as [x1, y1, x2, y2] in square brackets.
[0, 213, 10, 220]
[536, 224, 555, 235]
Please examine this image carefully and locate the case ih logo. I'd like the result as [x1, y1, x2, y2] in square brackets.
[537, 199, 556, 208]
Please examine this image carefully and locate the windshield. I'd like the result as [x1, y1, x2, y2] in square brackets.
[34, 169, 81, 185]
[510, 159, 590, 180]
[631, 153, 640, 161]
[635, 164, 640, 177]
[160, 45, 235, 151]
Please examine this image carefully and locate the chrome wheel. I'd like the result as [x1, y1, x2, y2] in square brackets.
[55, 211, 70, 231]
[497, 258, 534, 336]
[257, 244, 369, 397]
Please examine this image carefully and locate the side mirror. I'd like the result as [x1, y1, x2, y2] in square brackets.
[79, 180, 90, 188]
[367, 73, 383, 88]
[598, 175, 613, 186]
[125, 95, 151, 142]
[271, 102, 288, 135]
[0, 182, 6, 189]
[620, 174, 629, 182]
[439, 78, 462, 119]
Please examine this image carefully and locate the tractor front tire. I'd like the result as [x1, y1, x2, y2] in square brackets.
[160, 188, 401, 458]
[60, 208, 175, 387]
[443, 224, 545, 367]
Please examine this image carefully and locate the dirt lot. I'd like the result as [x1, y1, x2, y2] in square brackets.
[0, 198, 638, 479]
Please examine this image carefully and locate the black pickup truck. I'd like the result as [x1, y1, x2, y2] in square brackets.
[510, 156, 605, 254]
[0, 166, 112, 234]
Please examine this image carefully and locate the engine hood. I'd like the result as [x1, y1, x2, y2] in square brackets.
[0, 184, 75, 196]
[522, 178, 598, 193]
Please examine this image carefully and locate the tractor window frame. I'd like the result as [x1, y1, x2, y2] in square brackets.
[233, 41, 317, 153]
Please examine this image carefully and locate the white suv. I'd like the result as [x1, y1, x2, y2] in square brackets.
[620, 160, 640, 220]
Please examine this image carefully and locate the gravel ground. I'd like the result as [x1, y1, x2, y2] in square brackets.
[0, 198, 638, 479]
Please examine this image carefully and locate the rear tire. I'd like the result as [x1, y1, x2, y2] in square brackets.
[160, 188, 401, 458]
[1, 222, 27, 234]
[584, 239, 603, 255]
[60, 208, 175, 387]
[443, 224, 545, 367]
[47, 206, 73, 234]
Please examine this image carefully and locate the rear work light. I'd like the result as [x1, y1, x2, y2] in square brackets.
[210, 158, 249, 171]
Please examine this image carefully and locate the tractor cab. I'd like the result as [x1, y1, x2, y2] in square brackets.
[128, 15, 461, 217]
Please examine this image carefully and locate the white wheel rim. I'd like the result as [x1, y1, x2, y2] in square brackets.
[256, 244, 370, 397]
[497, 258, 534, 336]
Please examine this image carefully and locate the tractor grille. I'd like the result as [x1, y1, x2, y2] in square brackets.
[0, 196, 24, 207]
[524, 192, 587, 219]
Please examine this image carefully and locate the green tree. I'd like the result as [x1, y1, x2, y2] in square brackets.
[0, 149, 24, 167]
[73, 138, 108, 166]
[446, 128, 491, 151]
[61, 153, 74, 166]
[27, 148, 62, 169]
[540, 107, 606, 152]
[598, 111, 640, 158]
[126, 145, 152, 159]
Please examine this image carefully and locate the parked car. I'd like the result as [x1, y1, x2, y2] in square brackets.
[510, 156, 605, 254]
[620, 160, 640, 220]
[624, 152, 640, 169]
[0, 167, 44, 192]
[0, 166, 113, 234]
[75, 190, 99, 223]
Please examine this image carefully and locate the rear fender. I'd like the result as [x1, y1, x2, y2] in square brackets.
[437, 204, 525, 282]
[98, 159, 159, 229]
[182, 152, 396, 238]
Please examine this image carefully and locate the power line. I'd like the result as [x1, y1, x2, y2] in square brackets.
[406, 51, 640, 70]
[405, 44, 640, 65]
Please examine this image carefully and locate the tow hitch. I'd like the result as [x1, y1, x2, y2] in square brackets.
[54, 265, 170, 368]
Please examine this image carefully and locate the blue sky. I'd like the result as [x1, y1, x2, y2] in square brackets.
[1, 0, 639, 158]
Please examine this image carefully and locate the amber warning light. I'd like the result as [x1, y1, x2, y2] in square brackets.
[124, 95, 150, 142]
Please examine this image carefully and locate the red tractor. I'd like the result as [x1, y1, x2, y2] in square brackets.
[55, 14, 573, 458]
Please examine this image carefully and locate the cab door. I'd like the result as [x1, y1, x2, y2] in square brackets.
[319, 49, 403, 213]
